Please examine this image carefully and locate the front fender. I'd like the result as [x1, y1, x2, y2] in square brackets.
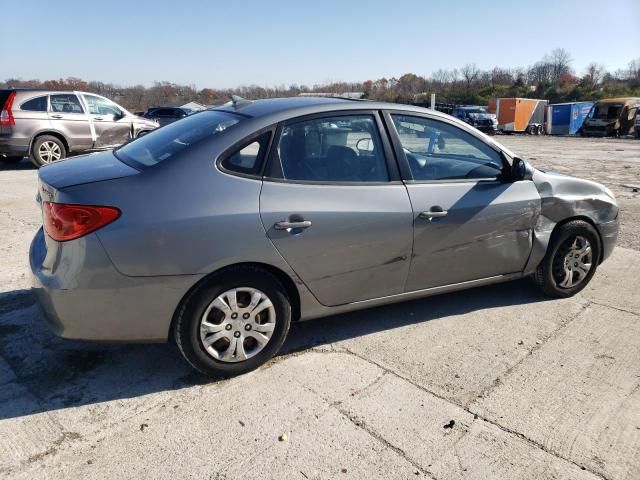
[523, 169, 619, 274]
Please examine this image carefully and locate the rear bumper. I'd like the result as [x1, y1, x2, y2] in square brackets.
[0, 137, 29, 156]
[597, 216, 619, 263]
[30, 227, 202, 342]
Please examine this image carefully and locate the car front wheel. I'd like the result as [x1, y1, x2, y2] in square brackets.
[533, 220, 601, 297]
[174, 267, 291, 377]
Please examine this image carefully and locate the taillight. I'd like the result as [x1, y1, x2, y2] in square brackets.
[0, 91, 16, 126]
[42, 202, 120, 242]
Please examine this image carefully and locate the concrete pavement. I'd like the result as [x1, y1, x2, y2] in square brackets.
[1, 137, 639, 479]
[1, 248, 638, 479]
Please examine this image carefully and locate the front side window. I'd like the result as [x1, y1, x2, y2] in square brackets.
[83, 94, 122, 116]
[21, 96, 48, 112]
[275, 114, 388, 182]
[50, 94, 84, 114]
[115, 110, 243, 167]
[390, 114, 504, 181]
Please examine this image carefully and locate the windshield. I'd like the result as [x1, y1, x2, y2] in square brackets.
[591, 104, 622, 120]
[462, 108, 487, 114]
[115, 110, 243, 167]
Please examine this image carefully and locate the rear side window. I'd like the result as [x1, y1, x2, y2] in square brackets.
[50, 94, 84, 113]
[220, 132, 271, 176]
[115, 110, 243, 167]
[21, 96, 48, 112]
[274, 114, 389, 183]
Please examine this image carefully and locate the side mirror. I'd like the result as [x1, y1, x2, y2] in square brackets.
[113, 110, 125, 121]
[511, 157, 534, 181]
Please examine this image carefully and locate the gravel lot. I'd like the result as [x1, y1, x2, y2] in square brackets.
[0, 136, 639, 480]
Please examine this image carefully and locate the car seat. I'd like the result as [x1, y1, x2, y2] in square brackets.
[326, 145, 358, 181]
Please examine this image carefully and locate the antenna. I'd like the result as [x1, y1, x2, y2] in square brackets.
[230, 95, 252, 108]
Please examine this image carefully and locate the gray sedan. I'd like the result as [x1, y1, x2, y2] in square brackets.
[30, 97, 619, 377]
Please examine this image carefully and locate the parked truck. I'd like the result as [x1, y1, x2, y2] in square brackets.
[546, 101, 594, 135]
[488, 98, 547, 134]
[581, 97, 640, 137]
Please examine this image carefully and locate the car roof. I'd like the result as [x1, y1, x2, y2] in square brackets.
[213, 96, 455, 122]
[216, 96, 354, 117]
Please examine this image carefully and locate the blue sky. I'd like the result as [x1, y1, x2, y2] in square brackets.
[2, 0, 639, 88]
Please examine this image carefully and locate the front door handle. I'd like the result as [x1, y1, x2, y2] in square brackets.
[419, 207, 448, 220]
[274, 220, 312, 230]
[50, 114, 63, 119]
[94, 117, 104, 121]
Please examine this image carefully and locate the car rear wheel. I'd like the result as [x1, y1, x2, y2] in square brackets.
[533, 220, 601, 298]
[31, 135, 66, 167]
[174, 267, 291, 377]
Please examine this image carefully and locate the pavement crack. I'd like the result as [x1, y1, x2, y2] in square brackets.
[469, 301, 592, 408]
[332, 403, 436, 480]
[589, 300, 639, 317]
[340, 345, 610, 480]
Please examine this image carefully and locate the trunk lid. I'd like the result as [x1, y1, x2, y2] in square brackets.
[38, 150, 139, 189]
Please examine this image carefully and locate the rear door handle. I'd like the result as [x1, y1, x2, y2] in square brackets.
[419, 207, 448, 219]
[50, 114, 63, 119]
[274, 220, 312, 230]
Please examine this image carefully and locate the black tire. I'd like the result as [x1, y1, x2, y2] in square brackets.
[0, 155, 23, 164]
[174, 266, 291, 377]
[31, 135, 66, 167]
[533, 220, 601, 298]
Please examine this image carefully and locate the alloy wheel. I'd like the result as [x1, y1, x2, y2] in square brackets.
[199, 287, 276, 363]
[38, 141, 62, 163]
[552, 235, 593, 289]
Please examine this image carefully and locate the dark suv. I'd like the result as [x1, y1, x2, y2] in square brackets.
[143, 107, 192, 127]
[0, 89, 158, 167]
[451, 106, 498, 135]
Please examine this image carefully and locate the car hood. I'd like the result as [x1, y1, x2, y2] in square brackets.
[468, 113, 495, 120]
[38, 150, 139, 190]
[130, 115, 158, 127]
[532, 168, 605, 196]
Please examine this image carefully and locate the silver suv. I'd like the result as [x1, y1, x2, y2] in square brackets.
[0, 89, 158, 167]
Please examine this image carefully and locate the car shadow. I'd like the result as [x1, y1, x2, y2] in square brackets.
[0, 158, 35, 171]
[0, 279, 550, 420]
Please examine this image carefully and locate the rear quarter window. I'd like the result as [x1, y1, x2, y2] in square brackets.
[20, 96, 48, 112]
[220, 131, 272, 176]
[115, 110, 244, 168]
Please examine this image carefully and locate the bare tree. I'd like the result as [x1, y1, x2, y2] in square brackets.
[461, 63, 480, 93]
[583, 63, 605, 86]
[548, 48, 573, 84]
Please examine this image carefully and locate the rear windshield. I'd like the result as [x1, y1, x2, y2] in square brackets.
[115, 110, 244, 167]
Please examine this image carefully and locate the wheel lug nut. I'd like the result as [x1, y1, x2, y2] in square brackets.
[234, 331, 241, 338]
[244, 324, 252, 331]
[243, 313, 250, 320]
[225, 324, 232, 331]
[231, 313, 238, 319]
